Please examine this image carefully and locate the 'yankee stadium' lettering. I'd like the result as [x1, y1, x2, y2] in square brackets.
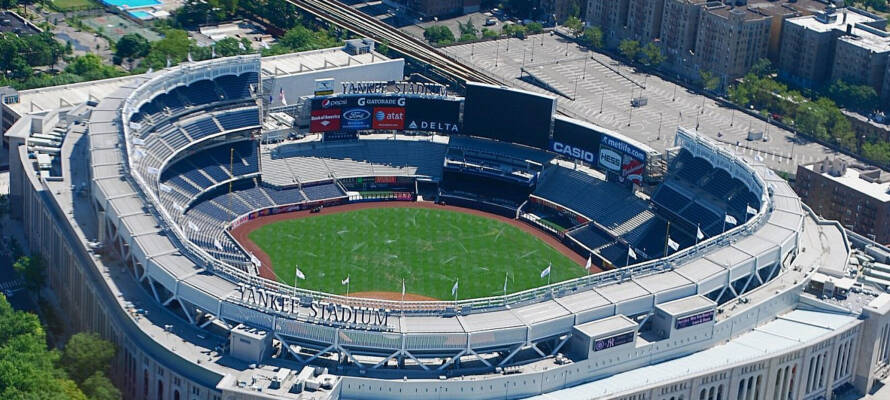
[235, 283, 390, 330]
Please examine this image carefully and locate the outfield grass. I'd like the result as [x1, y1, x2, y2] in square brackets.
[248, 207, 586, 300]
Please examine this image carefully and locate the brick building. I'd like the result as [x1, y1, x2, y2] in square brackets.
[795, 158, 890, 244]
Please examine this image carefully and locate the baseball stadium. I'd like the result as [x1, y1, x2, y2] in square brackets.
[3, 41, 890, 400]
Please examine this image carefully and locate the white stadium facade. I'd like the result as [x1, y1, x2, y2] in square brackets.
[2, 41, 890, 400]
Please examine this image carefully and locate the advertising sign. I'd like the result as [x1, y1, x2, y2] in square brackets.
[593, 331, 635, 352]
[551, 117, 602, 163]
[372, 107, 405, 130]
[341, 107, 372, 130]
[314, 78, 335, 96]
[599, 134, 647, 185]
[404, 97, 461, 134]
[310, 108, 341, 132]
[598, 147, 623, 171]
[675, 310, 715, 330]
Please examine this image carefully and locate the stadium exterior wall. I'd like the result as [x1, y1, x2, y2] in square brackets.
[14, 144, 225, 400]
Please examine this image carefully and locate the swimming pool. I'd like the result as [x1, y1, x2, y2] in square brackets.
[127, 10, 152, 19]
[102, 0, 160, 8]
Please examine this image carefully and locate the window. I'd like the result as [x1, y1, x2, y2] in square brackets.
[158, 380, 164, 400]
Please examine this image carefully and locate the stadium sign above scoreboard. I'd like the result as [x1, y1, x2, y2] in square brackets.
[233, 283, 393, 331]
[340, 81, 449, 97]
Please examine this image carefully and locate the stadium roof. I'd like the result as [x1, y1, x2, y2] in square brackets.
[527, 309, 859, 400]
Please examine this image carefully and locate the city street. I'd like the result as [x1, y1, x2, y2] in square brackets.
[444, 33, 852, 173]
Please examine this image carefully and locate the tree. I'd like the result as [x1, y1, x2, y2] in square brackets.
[526, 21, 544, 34]
[65, 54, 124, 80]
[700, 70, 719, 91]
[481, 28, 498, 39]
[580, 27, 603, 49]
[828, 79, 879, 112]
[61, 332, 117, 384]
[142, 28, 192, 69]
[13, 255, 45, 292]
[750, 58, 775, 78]
[0, 295, 86, 399]
[114, 33, 150, 64]
[502, 23, 528, 39]
[0, 0, 17, 9]
[564, 15, 583, 36]
[640, 42, 665, 67]
[618, 39, 641, 62]
[214, 37, 252, 57]
[458, 18, 478, 37]
[80, 371, 121, 400]
[423, 25, 455, 45]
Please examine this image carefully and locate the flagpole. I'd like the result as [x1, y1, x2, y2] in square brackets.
[664, 221, 671, 257]
[346, 274, 350, 298]
[695, 223, 700, 246]
[454, 278, 459, 302]
[503, 272, 508, 298]
[722, 216, 727, 233]
[293, 265, 298, 297]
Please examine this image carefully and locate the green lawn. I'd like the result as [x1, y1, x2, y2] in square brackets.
[248, 207, 585, 300]
[51, 0, 98, 11]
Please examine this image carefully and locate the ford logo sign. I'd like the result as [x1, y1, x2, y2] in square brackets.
[343, 109, 370, 121]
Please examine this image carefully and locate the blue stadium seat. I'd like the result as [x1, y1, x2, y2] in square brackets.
[217, 109, 260, 131]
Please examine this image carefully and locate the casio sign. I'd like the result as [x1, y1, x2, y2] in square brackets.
[343, 109, 371, 121]
[599, 148, 622, 171]
[552, 141, 595, 163]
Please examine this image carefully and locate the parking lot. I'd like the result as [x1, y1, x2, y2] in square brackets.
[444, 33, 851, 173]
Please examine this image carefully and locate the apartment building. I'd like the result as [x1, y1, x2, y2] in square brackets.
[694, 5, 771, 86]
[586, 0, 630, 46]
[779, 8, 885, 89]
[832, 24, 890, 97]
[796, 158, 890, 244]
[626, 0, 666, 43]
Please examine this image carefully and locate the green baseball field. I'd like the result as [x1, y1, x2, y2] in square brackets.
[246, 207, 587, 300]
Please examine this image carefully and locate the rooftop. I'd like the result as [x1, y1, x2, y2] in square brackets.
[0, 10, 41, 35]
[786, 7, 880, 33]
[804, 162, 890, 202]
[528, 309, 860, 400]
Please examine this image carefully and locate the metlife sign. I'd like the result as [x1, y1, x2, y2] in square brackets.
[601, 134, 647, 163]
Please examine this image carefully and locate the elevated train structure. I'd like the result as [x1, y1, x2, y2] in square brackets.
[4, 49, 890, 400]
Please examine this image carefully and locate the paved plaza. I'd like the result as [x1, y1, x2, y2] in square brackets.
[444, 33, 852, 173]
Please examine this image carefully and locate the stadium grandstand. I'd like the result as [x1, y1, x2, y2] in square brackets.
[2, 42, 889, 400]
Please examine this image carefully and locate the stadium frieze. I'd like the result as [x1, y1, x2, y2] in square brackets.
[234, 283, 392, 330]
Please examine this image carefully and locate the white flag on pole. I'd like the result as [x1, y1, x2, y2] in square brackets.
[628, 247, 637, 260]
[213, 238, 223, 250]
[585, 255, 592, 270]
[668, 237, 679, 251]
[725, 214, 738, 225]
[238, 41, 246, 51]
[187, 52, 193, 63]
[503, 273, 508, 294]
[696, 226, 704, 240]
[451, 280, 459, 297]
[746, 205, 757, 215]
[401, 280, 406, 297]
[540, 264, 551, 278]
[341, 276, 350, 285]
[294, 267, 306, 280]
[187, 221, 199, 231]
[279, 88, 287, 106]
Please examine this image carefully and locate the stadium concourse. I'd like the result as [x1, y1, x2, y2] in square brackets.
[3, 43, 890, 400]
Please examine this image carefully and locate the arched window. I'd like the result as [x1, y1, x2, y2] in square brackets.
[174, 390, 180, 400]
[158, 380, 164, 400]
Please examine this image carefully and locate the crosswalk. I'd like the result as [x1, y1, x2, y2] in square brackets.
[445, 36, 852, 173]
